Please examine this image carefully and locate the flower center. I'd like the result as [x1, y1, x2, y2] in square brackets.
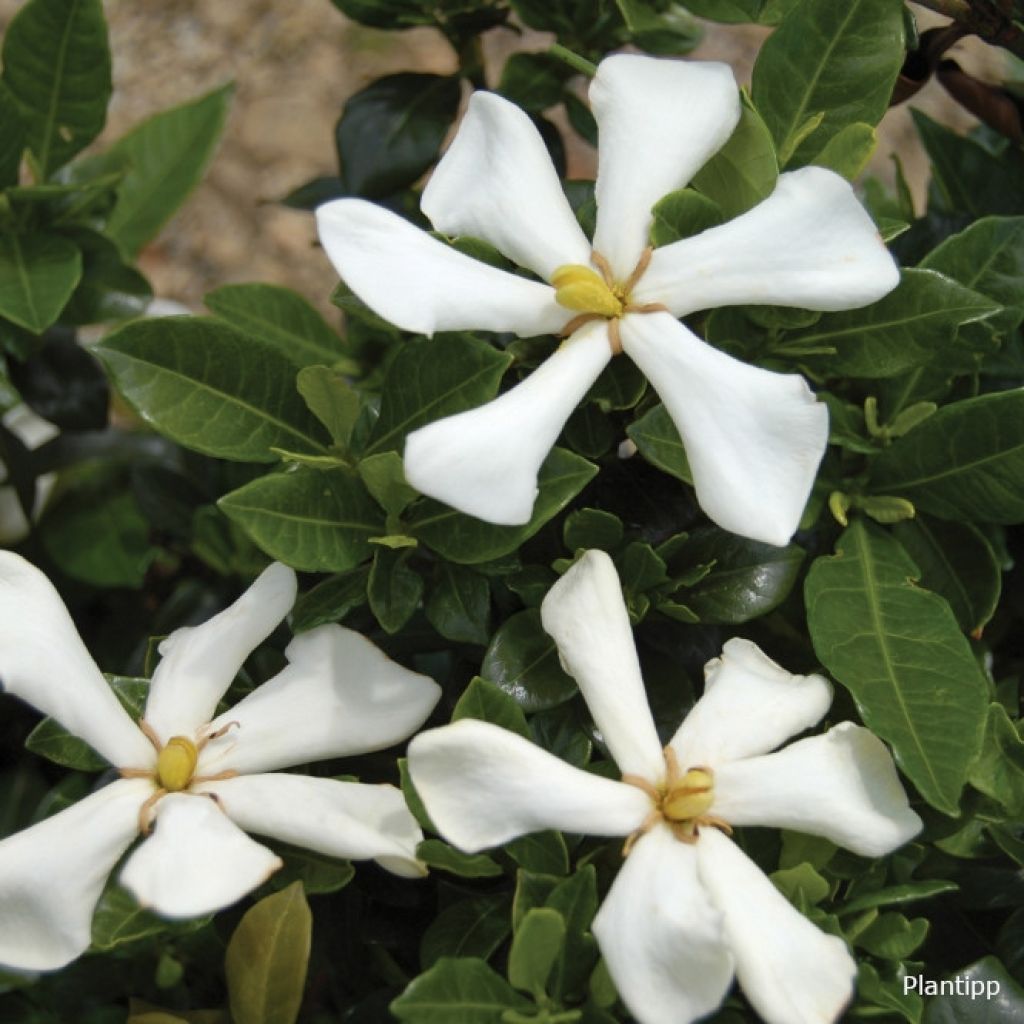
[157, 736, 198, 792]
[551, 248, 667, 355]
[621, 747, 731, 854]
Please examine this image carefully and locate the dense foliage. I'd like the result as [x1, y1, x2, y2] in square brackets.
[1, 0, 1023, 1021]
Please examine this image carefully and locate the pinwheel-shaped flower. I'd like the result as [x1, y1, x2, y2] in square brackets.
[0, 554, 441, 973]
[409, 550, 921, 1024]
[316, 54, 899, 546]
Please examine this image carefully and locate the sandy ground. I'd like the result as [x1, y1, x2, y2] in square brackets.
[0, 0, 1009, 317]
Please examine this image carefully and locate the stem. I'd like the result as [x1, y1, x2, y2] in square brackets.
[548, 44, 597, 78]
[912, 0, 1024, 61]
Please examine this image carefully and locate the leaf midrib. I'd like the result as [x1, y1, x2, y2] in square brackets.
[38, 0, 80, 174]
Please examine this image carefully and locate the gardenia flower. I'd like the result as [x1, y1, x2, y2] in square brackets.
[0, 553, 441, 973]
[409, 550, 922, 1024]
[316, 54, 899, 546]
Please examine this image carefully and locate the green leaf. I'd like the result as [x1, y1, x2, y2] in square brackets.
[408, 447, 597, 564]
[95, 317, 330, 461]
[665, 528, 803, 624]
[544, 867, 599, 1000]
[649, 189, 724, 247]
[95, 84, 233, 256]
[481, 609, 577, 713]
[453, 676, 530, 738]
[368, 546, 423, 633]
[751, 0, 904, 167]
[870, 391, 1024, 523]
[416, 840, 502, 879]
[790, 270, 1001, 379]
[1, 0, 111, 176]
[855, 912, 928, 960]
[919, 216, 1024, 332]
[296, 364, 361, 450]
[857, 962, 921, 1023]
[219, 466, 383, 572]
[206, 283, 350, 369]
[0, 231, 82, 332]
[563, 508, 624, 553]
[691, 90, 778, 217]
[267, 845, 354, 897]
[426, 563, 491, 645]
[337, 73, 461, 199]
[391, 957, 532, 1023]
[809, 122, 876, 180]
[420, 895, 512, 970]
[922, 957, 1024, 1023]
[968, 703, 1024, 818]
[59, 227, 151, 325]
[626, 403, 691, 484]
[891, 517, 1000, 635]
[366, 335, 512, 457]
[771, 863, 830, 907]
[838, 879, 959, 916]
[615, 0, 701, 54]
[804, 520, 988, 814]
[0, 82, 27, 186]
[508, 908, 565, 996]
[499, 52, 566, 112]
[505, 830, 569, 876]
[91, 883, 208, 952]
[359, 451, 418, 515]
[913, 110, 1024, 218]
[291, 565, 370, 633]
[225, 882, 311, 1024]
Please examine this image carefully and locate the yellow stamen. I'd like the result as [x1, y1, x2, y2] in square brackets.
[551, 264, 624, 318]
[663, 768, 714, 822]
[156, 736, 198, 792]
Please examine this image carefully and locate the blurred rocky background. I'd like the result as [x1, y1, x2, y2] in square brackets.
[0, 0, 1012, 314]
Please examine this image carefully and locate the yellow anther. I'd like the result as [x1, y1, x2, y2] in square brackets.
[663, 768, 714, 823]
[156, 736, 198, 792]
[551, 264, 623, 318]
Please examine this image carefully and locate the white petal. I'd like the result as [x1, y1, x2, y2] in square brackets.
[144, 563, 296, 745]
[197, 624, 440, 776]
[404, 321, 610, 526]
[670, 638, 832, 770]
[697, 829, 856, 1024]
[621, 312, 828, 546]
[635, 166, 900, 315]
[713, 723, 923, 857]
[197, 773, 425, 879]
[0, 552, 153, 768]
[422, 91, 591, 280]
[0, 778, 151, 972]
[591, 54, 740, 279]
[120, 793, 282, 919]
[407, 720, 650, 853]
[316, 198, 568, 338]
[592, 825, 734, 1024]
[540, 549, 664, 781]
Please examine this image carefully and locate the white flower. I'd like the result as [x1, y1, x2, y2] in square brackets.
[408, 550, 922, 1024]
[315, 54, 899, 546]
[0, 553, 441, 973]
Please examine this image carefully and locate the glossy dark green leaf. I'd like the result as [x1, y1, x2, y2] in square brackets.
[626, 403, 691, 484]
[1, 0, 111, 176]
[505, 830, 569, 876]
[544, 866, 599, 1000]
[365, 334, 511, 457]
[649, 189, 724, 247]
[329, 0, 436, 29]
[751, 0, 904, 167]
[95, 318, 330, 462]
[805, 520, 988, 814]
[267, 845, 355, 897]
[359, 451, 418, 515]
[855, 912, 928, 960]
[968, 703, 1024, 818]
[691, 92, 777, 217]
[205, 283, 349, 369]
[419, 895, 512, 971]
[0, 82, 27, 186]
[481, 609, 577, 713]
[391, 957, 532, 1023]
[425, 563, 491, 645]
[224, 881, 311, 1024]
[563, 508, 624, 553]
[291, 565, 370, 633]
[59, 228, 152, 326]
[838, 879, 959, 916]
[791, 270, 1001, 379]
[668, 528, 804, 624]
[408, 447, 597, 564]
[913, 110, 1024, 218]
[922, 957, 1024, 1023]
[0, 232, 82, 333]
[96, 84, 233, 256]
[219, 466, 383, 572]
[415, 840, 502, 879]
[337, 73, 461, 198]
[452, 676, 530, 738]
[368, 546, 423, 633]
[870, 391, 1024, 524]
[891, 517, 1000, 635]
[294, 364, 362, 451]
[499, 52, 566, 111]
[614, 0, 701, 54]
[91, 883, 208, 952]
